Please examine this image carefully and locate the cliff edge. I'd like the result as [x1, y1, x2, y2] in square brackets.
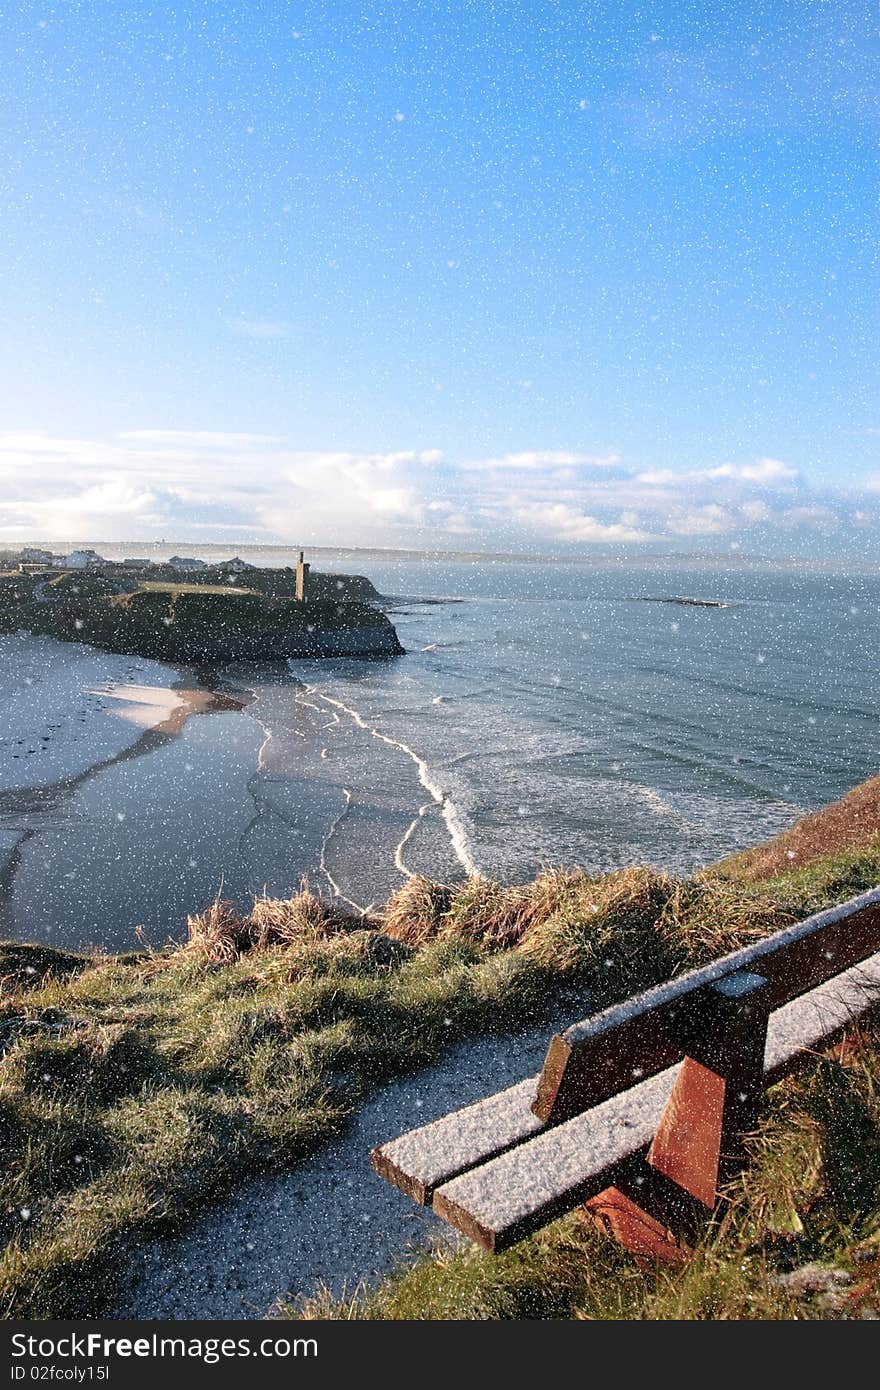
[0, 564, 404, 661]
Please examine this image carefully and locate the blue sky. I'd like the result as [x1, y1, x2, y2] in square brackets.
[1, 1, 878, 553]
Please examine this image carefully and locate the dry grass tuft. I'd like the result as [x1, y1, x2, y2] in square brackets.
[383, 867, 645, 955]
[248, 883, 355, 947]
[517, 866, 680, 989]
[656, 876, 795, 964]
[382, 876, 455, 945]
[440, 869, 588, 952]
[186, 881, 358, 962]
[185, 896, 253, 963]
[377, 865, 801, 990]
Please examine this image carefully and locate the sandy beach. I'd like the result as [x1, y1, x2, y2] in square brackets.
[0, 633, 196, 796]
[0, 642, 345, 952]
[0, 633, 240, 897]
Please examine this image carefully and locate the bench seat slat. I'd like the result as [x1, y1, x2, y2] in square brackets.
[763, 947, 880, 1077]
[371, 1077, 544, 1205]
[433, 949, 880, 1252]
[434, 1070, 672, 1251]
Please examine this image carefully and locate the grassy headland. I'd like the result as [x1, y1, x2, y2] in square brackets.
[0, 563, 403, 660]
[0, 775, 878, 1318]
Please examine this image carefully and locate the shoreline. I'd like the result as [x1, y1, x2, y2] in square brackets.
[0, 634, 225, 800]
[0, 636, 256, 939]
[3, 557, 877, 954]
[0, 635, 812, 953]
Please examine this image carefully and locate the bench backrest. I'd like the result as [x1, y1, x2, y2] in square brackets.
[534, 884, 880, 1123]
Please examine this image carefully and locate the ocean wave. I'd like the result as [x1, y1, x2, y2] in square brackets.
[319, 787, 366, 913]
[300, 686, 479, 878]
[394, 802, 432, 878]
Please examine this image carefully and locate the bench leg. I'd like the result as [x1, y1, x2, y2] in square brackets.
[582, 1184, 691, 1264]
[583, 970, 772, 1262]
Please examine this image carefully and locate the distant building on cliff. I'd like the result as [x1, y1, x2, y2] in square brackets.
[168, 555, 207, 573]
[20, 547, 54, 566]
[215, 556, 255, 575]
[63, 549, 105, 570]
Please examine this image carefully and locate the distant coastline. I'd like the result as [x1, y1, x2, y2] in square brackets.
[5, 540, 877, 575]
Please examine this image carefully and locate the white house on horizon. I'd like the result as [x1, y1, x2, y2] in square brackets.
[63, 549, 105, 570]
[215, 556, 254, 574]
[168, 555, 207, 572]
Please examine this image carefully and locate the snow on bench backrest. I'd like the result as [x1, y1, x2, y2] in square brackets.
[534, 885, 880, 1124]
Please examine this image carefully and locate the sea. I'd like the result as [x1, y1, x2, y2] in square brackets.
[3, 548, 879, 951]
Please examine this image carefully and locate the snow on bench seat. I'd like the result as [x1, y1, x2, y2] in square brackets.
[763, 947, 880, 1077]
[371, 1077, 544, 1204]
[431, 949, 880, 1251]
[433, 1067, 674, 1250]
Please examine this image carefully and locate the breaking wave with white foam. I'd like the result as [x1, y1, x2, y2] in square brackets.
[300, 686, 479, 879]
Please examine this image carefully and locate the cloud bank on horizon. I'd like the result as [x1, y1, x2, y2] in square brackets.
[1, 430, 877, 557]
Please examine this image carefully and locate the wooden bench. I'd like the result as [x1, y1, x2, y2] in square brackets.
[372, 885, 880, 1260]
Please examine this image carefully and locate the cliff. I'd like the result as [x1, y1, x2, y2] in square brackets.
[0, 568, 404, 661]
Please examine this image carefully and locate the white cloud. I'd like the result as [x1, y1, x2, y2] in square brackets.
[56, 480, 159, 517]
[275, 450, 445, 530]
[0, 430, 873, 552]
[668, 504, 736, 536]
[779, 505, 840, 530]
[737, 457, 798, 484]
[465, 450, 621, 472]
[512, 501, 656, 544]
[0, 434, 448, 544]
[0, 432, 130, 472]
[739, 500, 770, 522]
[637, 457, 799, 488]
[1, 478, 163, 541]
[116, 430, 282, 448]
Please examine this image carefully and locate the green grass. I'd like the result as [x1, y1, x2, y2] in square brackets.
[0, 906, 555, 1317]
[47, 573, 135, 600]
[1, 832, 878, 1319]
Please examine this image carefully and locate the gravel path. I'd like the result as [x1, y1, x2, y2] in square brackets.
[112, 997, 584, 1320]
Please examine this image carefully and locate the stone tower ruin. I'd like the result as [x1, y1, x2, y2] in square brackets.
[295, 550, 310, 601]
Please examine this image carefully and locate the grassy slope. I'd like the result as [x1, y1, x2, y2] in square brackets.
[716, 772, 880, 885]
[0, 787, 878, 1319]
